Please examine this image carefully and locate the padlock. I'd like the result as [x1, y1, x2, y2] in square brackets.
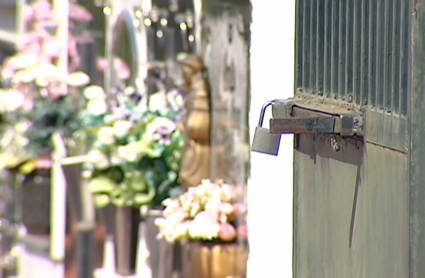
[251, 101, 281, 156]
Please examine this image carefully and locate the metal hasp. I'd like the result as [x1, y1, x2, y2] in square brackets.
[270, 99, 364, 137]
[251, 99, 364, 156]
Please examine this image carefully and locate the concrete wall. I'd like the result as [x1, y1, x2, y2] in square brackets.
[248, 1, 295, 277]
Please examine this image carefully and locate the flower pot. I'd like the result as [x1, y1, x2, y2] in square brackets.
[180, 241, 248, 278]
[20, 169, 51, 234]
[143, 209, 175, 278]
[114, 206, 139, 276]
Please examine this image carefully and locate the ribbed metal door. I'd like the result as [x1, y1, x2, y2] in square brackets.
[293, 0, 413, 277]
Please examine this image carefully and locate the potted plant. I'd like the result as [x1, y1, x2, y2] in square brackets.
[0, 0, 93, 171]
[155, 179, 249, 278]
[0, 0, 93, 235]
[77, 84, 185, 275]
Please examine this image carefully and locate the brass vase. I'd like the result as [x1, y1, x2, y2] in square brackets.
[180, 241, 248, 278]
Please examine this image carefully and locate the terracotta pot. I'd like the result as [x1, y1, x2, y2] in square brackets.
[180, 241, 248, 278]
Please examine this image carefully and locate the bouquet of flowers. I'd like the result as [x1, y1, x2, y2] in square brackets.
[155, 179, 248, 244]
[0, 0, 93, 173]
[79, 85, 185, 208]
[0, 76, 88, 172]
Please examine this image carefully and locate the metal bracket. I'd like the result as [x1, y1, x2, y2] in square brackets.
[269, 99, 364, 137]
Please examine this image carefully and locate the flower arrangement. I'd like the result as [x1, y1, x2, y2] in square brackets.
[1, 0, 93, 79]
[78, 85, 185, 208]
[155, 179, 248, 244]
[0, 0, 93, 173]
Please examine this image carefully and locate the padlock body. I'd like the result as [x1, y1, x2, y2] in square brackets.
[251, 126, 281, 156]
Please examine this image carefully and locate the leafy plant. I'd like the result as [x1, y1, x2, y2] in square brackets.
[78, 85, 186, 208]
[0, 0, 93, 173]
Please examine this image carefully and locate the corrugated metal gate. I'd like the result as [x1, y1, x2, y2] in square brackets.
[296, 0, 409, 114]
[289, 0, 425, 277]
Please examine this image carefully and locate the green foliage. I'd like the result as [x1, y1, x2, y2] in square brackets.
[79, 88, 186, 208]
[24, 94, 84, 157]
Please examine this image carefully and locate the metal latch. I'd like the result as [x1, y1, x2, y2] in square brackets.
[270, 99, 363, 136]
[251, 99, 364, 156]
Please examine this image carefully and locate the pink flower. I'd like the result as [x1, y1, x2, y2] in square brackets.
[18, 33, 39, 50]
[23, 6, 35, 23]
[31, 0, 55, 21]
[232, 203, 247, 218]
[96, 57, 130, 79]
[69, 2, 93, 23]
[114, 58, 131, 80]
[96, 57, 108, 72]
[188, 211, 220, 240]
[218, 223, 236, 242]
[31, 0, 52, 11]
[237, 224, 248, 240]
[48, 83, 65, 99]
[42, 38, 61, 58]
[3, 53, 38, 72]
[22, 41, 42, 56]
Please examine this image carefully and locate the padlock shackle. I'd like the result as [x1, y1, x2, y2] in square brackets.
[258, 101, 274, 126]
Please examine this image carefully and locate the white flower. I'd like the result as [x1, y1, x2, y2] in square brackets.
[35, 63, 60, 84]
[67, 71, 90, 87]
[218, 202, 234, 215]
[168, 208, 187, 223]
[15, 134, 29, 146]
[162, 198, 175, 207]
[12, 69, 36, 84]
[220, 183, 234, 202]
[87, 149, 109, 169]
[82, 170, 92, 179]
[6, 53, 38, 72]
[162, 198, 180, 214]
[219, 213, 228, 224]
[195, 183, 208, 198]
[83, 85, 105, 100]
[87, 99, 107, 115]
[155, 209, 191, 243]
[113, 120, 132, 137]
[123, 86, 135, 96]
[97, 127, 115, 145]
[117, 145, 138, 162]
[154, 217, 166, 227]
[1, 69, 13, 80]
[204, 197, 221, 213]
[110, 150, 122, 165]
[188, 211, 220, 240]
[35, 76, 49, 87]
[14, 121, 31, 134]
[179, 192, 196, 214]
[149, 92, 168, 111]
[189, 202, 201, 218]
[176, 221, 190, 238]
[166, 89, 184, 110]
[156, 179, 239, 243]
[0, 90, 25, 112]
[146, 117, 176, 136]
[1, 130, 15, 148]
